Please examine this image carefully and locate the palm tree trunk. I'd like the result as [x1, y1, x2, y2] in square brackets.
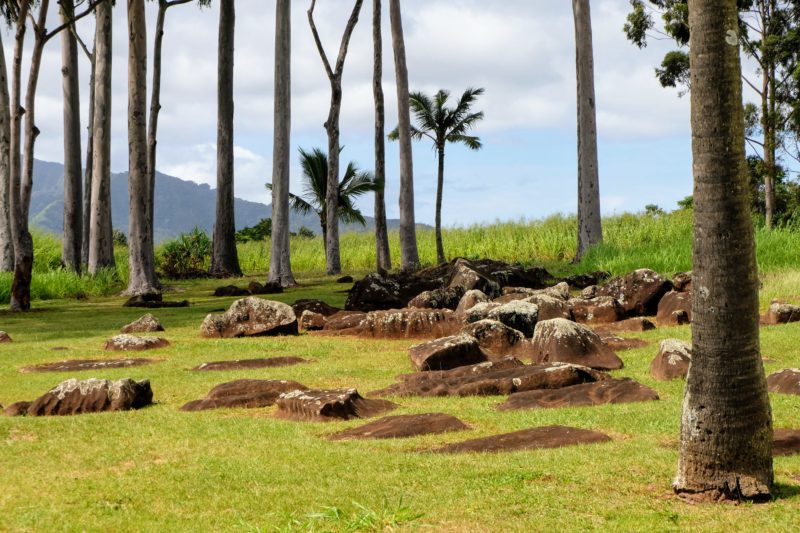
[88, 1, 115, 275]
[147, 1, 168, 257]
[675, 0, 773, 501]
[372, 0, 391, 273]
[0, 31, 14, 272]
[60, 2, 83, 273]
[125, 0, 159, 296]
[212, 0, 242, 278]
[81, 42, 96, 266]
[389, 0, 419, 269]
[435, 145, 445, 264]
[268, 0, 295, 286]
[573, 0, 602, 261]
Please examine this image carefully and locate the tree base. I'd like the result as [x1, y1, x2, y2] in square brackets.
[674, 477, 772, 504]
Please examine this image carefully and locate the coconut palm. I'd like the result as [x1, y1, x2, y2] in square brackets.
[267, 147, 377, 255]
[390, 87, 484, 265]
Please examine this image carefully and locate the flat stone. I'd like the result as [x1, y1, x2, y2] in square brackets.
[356, 309, 462, 340]
[435, 425, 611, 453]
[498, 378, 658, 411]
[656, 291, 692, 326]
[26, 378, 153, 416]
[329, 413, 469, 440]
[181, 379, 307, 411]
[409, 335, 488, 371]
[200, 297, 298, 338]
[321, 311, 366, 332]
[275, 388, 397, 421]
[774, 429, 800, 456]
[105, 335, 170, 351]
[499, 282, 571, 302]
[531, 318, 624, 370]
[191, 356, 309, 371]
[767, 369, 800, 395]
[22, 358, 158, 373]
[650, 339, 692, 381]
[120, 314, 164, 334]
[599, 334, 649, 351]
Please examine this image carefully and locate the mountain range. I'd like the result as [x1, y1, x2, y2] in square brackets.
[28, 159, 405, 243]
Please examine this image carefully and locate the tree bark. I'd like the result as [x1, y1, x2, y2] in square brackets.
[81, 40, 96, 266]
[389, 0, 419, 269]
[372, 0, 391, 273]
[573, 0, 602, 262]
[675, 0, 773, 502]
[0, 30, 14, 272]
[126, 0, 159, 296]
[268, 0, 295, 286]
[435, 145, 445, 264]
[88, 1, 115, 275]
[60, 2, 83, 273]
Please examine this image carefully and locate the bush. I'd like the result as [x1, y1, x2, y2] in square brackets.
[112, 229, 128, 247]
[235, 218, 272, 243]
[157, 227, 212, 279]
[295, 226, 315, 239]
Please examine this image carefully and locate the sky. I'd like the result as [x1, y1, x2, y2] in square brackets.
[5, 0, 708, 227]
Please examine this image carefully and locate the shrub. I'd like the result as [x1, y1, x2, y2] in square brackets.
[235, 218, 272, 243]
[112, 229, 128, 247]
[157, 227, 212, 279]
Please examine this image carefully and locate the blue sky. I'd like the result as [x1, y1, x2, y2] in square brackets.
[7, 0, 706, 226]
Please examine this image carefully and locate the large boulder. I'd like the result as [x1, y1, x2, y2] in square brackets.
[181, 379, 307, 411]
[409, 335, 488, 371]
[357, 309, 462, 339]
[650, 339, 692, 381]
[26, 378, 153, 416]
[461, 319, 528, 359]
[408, 286, 465, 310]
[762, 301, 800, 325]
[455, 289, 490, 314]
[767, 369, 800, 395]
[530, 318, 624, 370]
[656, 291, 692, 326]
[498, 378, 658, 410]
[104, 335, 169, 351]
[275, 388, 397, 421]
[597, 268, 672, 317]
[486, 301, 540, 338]
[569, 296, 623, 325]
[200, 297, 297, 338]
[329, 413, 469, 440]
[435, 425, 611, 454]
[120, 314, 164, 334]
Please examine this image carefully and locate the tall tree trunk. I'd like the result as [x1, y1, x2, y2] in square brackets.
[0, 31, 14, 272]
[126, 0, 159, 296]
[146, 1, 168, 258]
[268, 0, 295, 286]
[435, 145, 445, 264]
[372, 0, 391, 273]
[60, 2, 83, 273]
[389, 0, 419, 269]
[81, 42, 96, 266]
[760, 0, 776, 230]
[88, 1, 115, 275]
[573, 0, 602, 262]
[675, 0, 773, 501]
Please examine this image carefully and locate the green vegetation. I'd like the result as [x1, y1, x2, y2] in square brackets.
[156, 227, 213, 279]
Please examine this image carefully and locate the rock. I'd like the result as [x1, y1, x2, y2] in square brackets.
[22, 358, 158, 373]
[766, 369, 800, 395]
[498, 378, 659, 411]
[124, 295, 189, 308]
[181, 379, 307, 411]
[599, 335, 649, 351]
[408, 286, 465, 310]
[336, 275, 354, 284]
[409, 335, 488, 371]
[464, 302, 501, 323]
[531, 318, 624, 370]
[461, 319, 527, 358]
[345, 272, 441, 312]
[120, 313, 164, 334]
[329, 413, 469, 440]
[213, 285, 250, 297]
[523, 294, 573, 321]
[469, 259, 554, 289]
[104, 335, 170, 351]
[773, 429, 800, 456]
[247, 281, 265, 294]
[292, 299, 341, 318]
[26, 378, 153, 416]
[762, 301, 800, 325]
[357, 309, 462, 340]
[199, 297, 297, 338]
[0, 331, 11, 343]
[486, 301, 540, 338]
[656, 291, 692, 326]
[597, 269, 672, 317]
[569, 296, 623, 325]
[580, 285, 599, 299]
[594, 317, 656, 335]
[299, 310, 326, 331]
[650, 339, 692, 381]
[499, 282, 571, 302]
[562, 271, 611, 290]
[275, 388, 397, 421]
[322, 311, 367, 332]
[251, 281, 283, 294]
[435, 425, 611, 453]
[672, 271, 693, 292]
[191, 357, 308, 371]
[448, 260, 501, 299]
[455, 289, 490, 314]
[4, 401, 31, 417]
[372, 358, 606, 398]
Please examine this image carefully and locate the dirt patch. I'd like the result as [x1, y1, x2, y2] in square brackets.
[21, 358, 159, 373]
[329, 413, 469, 440]
[435, 425, 611, 453]
[191, 357, 309, 371]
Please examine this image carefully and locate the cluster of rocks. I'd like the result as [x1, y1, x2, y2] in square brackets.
[213, 281, 283, 297]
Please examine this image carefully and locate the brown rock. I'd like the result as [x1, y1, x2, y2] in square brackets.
[329, 413, 469, 440]
[23, 358, 157, 373]
[766, 369, 800, 395]
[599, 335, 649, 351]
[408, 286, 465, 310]
[250, 281, 283, 295]
[762, 301, 800, 325]
[436, 425, 611, 453]
[191, 356, 308, 371]
[345, 272, 441, 312]
[26, 378, 153, 416]
[562, 271, 611, 289]
[0, 331, 11, 343]
[569, 296, 623, 325]
[774, 429, 800, 456]
[672, 271, 693, 292]
[213, 285, 250, 297]
[448, 261, 501, 299]
[409, 335, 488, 371]
[292, 299, 341, 318]
[500, 282, 570, 302]
[486, 301, 539, 338]
[594, 317, 656, 335]
[336, 275, 354, 284]
[656, 291, 692, 326]
[524, 294, 573, 321]
[455, 289, 490, 314]
[461, 319, 527, 358]
[104, 335, 170, 351]
[322, 311, 367, 332]
[4, 401, 31, 417]
[464, 302, 501, 323]
[275, 388, 397, 421]
[580, 285, 599, 299]
[531, 318, 624, 370]
[120, 313, 164, 334]
[200, 297, 298, 338]
[498, 378, 658, 410]
[124, 294, 189, 308]
[357, 309, 462, 340]
[650, 339, 692, 381]
[299, 310, 326, 331]
[597, 268, 672, 317]
[181, 379, 307, 411]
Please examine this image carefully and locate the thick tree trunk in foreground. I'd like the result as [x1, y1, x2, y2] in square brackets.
[0, 32, 14, 272]
[572, 0, 602, 262]
[88, 2, 115, 275]
[61, 2, 83, 273]
[268, 0, 295, 286]
[675, 0, 773, 502]
[126, 0, 159, 296]
[389, 0, 419, 269]
[372, 0, 391, 273]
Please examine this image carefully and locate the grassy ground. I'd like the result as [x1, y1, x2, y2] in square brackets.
[1, 271, 800, 532]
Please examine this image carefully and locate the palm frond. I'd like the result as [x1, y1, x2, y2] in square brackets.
[338, 195, 368, 226]
[447, 134, 482, 150]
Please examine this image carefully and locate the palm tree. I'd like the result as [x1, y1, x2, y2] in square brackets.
[268, 148, 376, 255]
[390, 88, 484, 265]
[674, 0, 773, 501]
[372, 0, 391, 273]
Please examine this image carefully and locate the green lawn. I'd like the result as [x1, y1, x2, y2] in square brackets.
[1, 272, 800, 532]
